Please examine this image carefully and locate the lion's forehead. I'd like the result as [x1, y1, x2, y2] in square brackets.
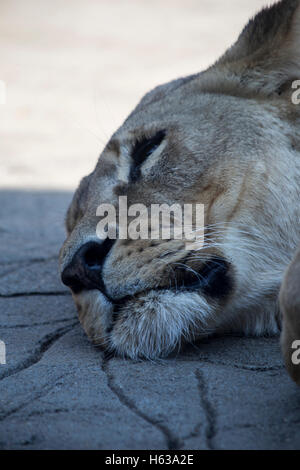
[69, 78, 295, 243]
[87, 93, 283, 211]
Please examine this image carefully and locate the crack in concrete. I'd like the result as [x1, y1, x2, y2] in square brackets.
[25, 406, 83, 418]
[0, 317, 77, 329]
[0, 291, 70, 298]
[0, 374, 68, 421]
[0, 255, 58, 268]
[194, 369, 217, 450]
[202, 358, 285, 373]
[102, 357, 183, 450]
[221, 423, 258, 432]
[0, 322, 77, 382]
[177, 355, 284, 372]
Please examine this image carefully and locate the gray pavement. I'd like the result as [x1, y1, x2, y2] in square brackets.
[0, 191, 299, 450]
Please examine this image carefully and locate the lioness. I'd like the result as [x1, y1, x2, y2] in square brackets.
[60, 0, 300, 385]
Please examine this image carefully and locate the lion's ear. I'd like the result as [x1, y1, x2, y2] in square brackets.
[216, 0, 300, 96]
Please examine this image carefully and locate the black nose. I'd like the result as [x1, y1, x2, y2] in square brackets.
[61, 239, 115, 294]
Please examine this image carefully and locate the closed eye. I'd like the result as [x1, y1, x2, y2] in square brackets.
[130, 130, 166, 181]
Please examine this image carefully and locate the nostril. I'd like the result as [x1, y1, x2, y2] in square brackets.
[84, 246, 103, 270]
[83, 238, 115, 271]
[83, 245, 104, 269]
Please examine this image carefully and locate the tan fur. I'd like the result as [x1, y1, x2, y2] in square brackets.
[60, 0, 300, 383]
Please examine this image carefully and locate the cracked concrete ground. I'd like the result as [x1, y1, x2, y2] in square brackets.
[0, 191, 299, 450]
[1, 0, 300, 451]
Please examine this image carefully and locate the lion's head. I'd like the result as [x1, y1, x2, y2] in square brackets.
[60, 0, 300, 359]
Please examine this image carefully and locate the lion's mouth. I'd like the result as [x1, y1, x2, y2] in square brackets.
[73, 256, 233, 357]
[111, 257, 231, 314]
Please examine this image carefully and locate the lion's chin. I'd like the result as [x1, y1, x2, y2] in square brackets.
[73, 289, 213, 359]
[73, 290, 114, 349]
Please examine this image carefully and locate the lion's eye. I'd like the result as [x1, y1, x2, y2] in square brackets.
[130, 130, 166, 181]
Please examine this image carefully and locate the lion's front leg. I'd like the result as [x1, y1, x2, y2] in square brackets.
[280, 247, 300, 386]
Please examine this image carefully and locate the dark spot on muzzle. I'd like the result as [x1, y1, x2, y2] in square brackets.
[174, 257, 233, 299]
[109, 257, 233, 317]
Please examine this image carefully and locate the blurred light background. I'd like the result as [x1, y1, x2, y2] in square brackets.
[0, 0, 267, 190]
